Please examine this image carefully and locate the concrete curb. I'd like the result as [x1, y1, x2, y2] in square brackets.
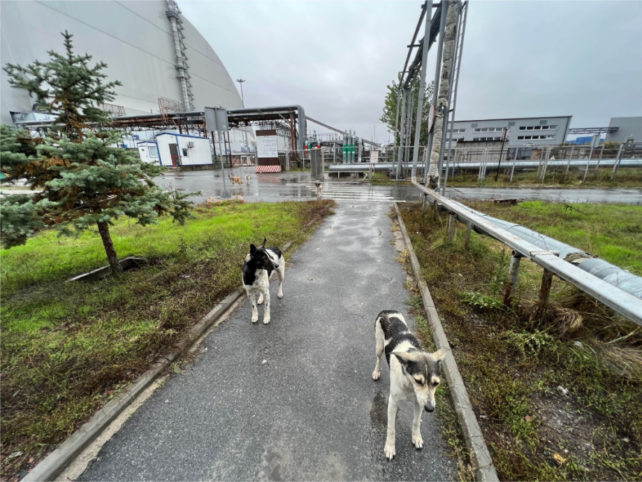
[22, 289, 245, 482]
[393, 203, 499, 482]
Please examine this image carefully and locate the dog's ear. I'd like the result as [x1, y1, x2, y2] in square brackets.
[261, 238, 267, 247]
[393, 351, 422, 366]
[250, 244, 257, 255]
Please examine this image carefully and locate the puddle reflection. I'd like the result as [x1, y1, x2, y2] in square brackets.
[154, 168, 642, 205]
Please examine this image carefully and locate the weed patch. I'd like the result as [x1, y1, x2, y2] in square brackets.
[398, 202, 641, 480]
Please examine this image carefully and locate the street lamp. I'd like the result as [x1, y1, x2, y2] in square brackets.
[236, 78, 245, 107]
[235, 78, 249, 154]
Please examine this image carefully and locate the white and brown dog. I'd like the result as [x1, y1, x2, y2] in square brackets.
[242, 239, 285, 324]
[371, 310, 446, 460]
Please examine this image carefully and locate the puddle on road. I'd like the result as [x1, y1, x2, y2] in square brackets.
[154, 169, 642, 205]
[370, 389, 388, 428]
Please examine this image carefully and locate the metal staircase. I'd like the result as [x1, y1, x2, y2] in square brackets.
[166, 0, 195, 112]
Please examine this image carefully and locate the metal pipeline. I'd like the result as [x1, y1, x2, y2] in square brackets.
[447, 199, 642, 299]
[411, 181, 642, 325]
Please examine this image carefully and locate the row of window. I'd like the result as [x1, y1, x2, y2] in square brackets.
[457, 124, 558, 133]
[517, 135, 555, 140]
[518, 125, 557, 130]
[473, 127, 505, 132]
[472, 137, 502, 142]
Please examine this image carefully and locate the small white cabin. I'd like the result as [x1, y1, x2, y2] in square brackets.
[137, 141, 160, 164]
[138, 132, 212, 167]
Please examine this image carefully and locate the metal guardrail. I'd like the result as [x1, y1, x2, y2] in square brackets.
[411, 181, 642, 326]
[328, 159, 642, 173]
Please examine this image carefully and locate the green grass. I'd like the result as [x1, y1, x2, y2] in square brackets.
[445, 166, 642, 188]
[398, 202, 641, 481]
[469, 200, 642, 276]
[0, 200, 335, 480]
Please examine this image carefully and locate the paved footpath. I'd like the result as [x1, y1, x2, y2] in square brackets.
[79, 202, 456, 481]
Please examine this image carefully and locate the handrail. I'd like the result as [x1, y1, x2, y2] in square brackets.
[411, 181, 642, 325]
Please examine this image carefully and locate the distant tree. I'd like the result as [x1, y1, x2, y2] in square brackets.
[381, 76, 433, 147]
[1, 31, 192, 274]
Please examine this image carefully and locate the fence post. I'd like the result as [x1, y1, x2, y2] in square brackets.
[583, 144, 594, 183]
[447, 213, 456, 243]
[611, 144, 624, 180]
[565, 146, 574, 180]
[503, 252, 522, 306]
[539, 149, 548, 182]
[510, 147, 518, 183]
[596, 144, 604, 170]
[464, 221, 472, 250]
[538, 268, 554, 307]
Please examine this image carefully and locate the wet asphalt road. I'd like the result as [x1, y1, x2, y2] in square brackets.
[79, 201, 456, 481]
[154, 168, 642, 205]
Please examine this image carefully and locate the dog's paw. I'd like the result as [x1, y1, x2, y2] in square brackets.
[263, 318, 271, 325]
[251, 314, 259, 323]
[384, 443, 396, 460]
[257, 295, 264, 305]
[372, 370, 381, 381]
[412, 433, 423, 450]
[277, 292, 284, 299]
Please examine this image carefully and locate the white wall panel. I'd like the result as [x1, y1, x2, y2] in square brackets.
[0, 0, 242, 124]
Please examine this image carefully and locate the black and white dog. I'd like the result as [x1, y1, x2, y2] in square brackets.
[371, 310, 446, 460]
[242, 239, 285, 324]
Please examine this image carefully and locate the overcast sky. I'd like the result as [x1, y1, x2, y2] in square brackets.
[178, 0, 642, 144]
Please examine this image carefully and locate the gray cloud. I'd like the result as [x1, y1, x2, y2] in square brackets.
[179, 0, 642, 143]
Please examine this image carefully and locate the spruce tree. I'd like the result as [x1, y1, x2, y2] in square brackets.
[1, 31, 192, 274]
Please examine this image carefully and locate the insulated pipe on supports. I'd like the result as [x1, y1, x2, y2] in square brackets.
[411, 181, 642, 325]
[455, 204, 642, 300]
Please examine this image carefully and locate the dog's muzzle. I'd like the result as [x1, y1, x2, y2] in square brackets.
[424, 403, 435, 413]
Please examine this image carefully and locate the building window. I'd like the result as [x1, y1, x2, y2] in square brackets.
[148, 145, 159, 158]
[519, 126, 526, 130]
[518, 136, 524, 140]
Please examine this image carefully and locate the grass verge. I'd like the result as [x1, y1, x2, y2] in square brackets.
[398, 202, 641, 481]
[469, 200, 642, 276]
[445, 166, 642, 189]
[0, 200, 335, 480]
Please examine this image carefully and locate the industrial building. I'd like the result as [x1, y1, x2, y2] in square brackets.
[451, 116, 572, 146]
[605, 117, 642, 144]
[0, 0, 253, 153]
